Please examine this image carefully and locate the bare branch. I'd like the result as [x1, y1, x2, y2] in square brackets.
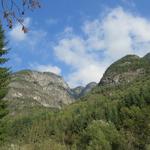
[0, 0, 41, 32]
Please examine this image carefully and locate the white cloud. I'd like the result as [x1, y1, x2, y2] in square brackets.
[67, 64, 107, 87]
[54, 29, 109, 87]
[30, 64, 61, 75]
[53, 7, 150, 87]
[83, 7, 150, 58]
[101, 7, 150, 57]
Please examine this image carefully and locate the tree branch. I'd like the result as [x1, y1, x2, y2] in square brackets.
[0, 0, 41, 32]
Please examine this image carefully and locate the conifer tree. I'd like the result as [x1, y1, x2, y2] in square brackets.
[0, 25, 9, 126]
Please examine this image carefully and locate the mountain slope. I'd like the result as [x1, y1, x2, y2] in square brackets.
[79, 82, 97, 96]
[4, 70, 97, 112]
[4, 70, 74, 111]
[99, 54, 150, 86]
[71, 86, 84, 98]
[2, 52, 150, 150]
[71, 82, 97, 98]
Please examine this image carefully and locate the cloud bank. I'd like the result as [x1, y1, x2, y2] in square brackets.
[54, 7, 150, 87]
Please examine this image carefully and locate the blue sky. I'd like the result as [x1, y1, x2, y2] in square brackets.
[3, 0, 150, 87]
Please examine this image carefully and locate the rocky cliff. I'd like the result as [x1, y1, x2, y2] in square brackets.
[4, 70, 96, 111]
[4, 70, 74, 110]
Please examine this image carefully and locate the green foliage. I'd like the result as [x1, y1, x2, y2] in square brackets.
[0, 25, 10, 144]
[77, 120, 123, 150]
[105, 54, 149, 75]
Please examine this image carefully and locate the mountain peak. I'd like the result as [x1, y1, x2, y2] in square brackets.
[5, 70, 74, 111]
[99, 53, 149, 86]
[143, 52, 150, 61]
[71, 82, 97, 99]
[121, 54, 140, 60]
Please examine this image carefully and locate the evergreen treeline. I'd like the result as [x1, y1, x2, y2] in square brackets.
[0, 25, 10, 144]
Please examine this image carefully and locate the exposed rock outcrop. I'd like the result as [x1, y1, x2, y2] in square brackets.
[4, 70, 74, 110]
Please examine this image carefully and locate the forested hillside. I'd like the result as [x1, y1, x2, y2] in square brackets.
[1, 53, 150, 150]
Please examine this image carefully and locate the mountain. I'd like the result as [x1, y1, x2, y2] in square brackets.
[4, 70, 96, 112]
[5, 53, 150, 112]
[4, 70, 74, 111]
[143, 52, 150, 62]
[79, 82, 97, 96]
[71, 86, 84, 98]
[99, 54, 150, 86]
[71, 82, 97, 98]
[2, 53, 150, 150]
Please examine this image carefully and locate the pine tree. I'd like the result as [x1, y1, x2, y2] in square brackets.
[0, 24, 10, 141]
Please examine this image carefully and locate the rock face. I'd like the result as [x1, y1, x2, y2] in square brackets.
[5, 70, 74, 110]
[80, 82, 97, 96]
[71, 86, 84, 99]
[72, 82, 97, 98]
[99, 53, 150, 86]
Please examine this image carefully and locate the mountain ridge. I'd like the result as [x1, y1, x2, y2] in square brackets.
[4, 70, 97, 111]
[99, 53, 150, 86]
[5, 70, 74, 111]
[3, 52, 150, 112]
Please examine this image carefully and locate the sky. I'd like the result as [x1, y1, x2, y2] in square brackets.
[2, 0, 150, 87]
